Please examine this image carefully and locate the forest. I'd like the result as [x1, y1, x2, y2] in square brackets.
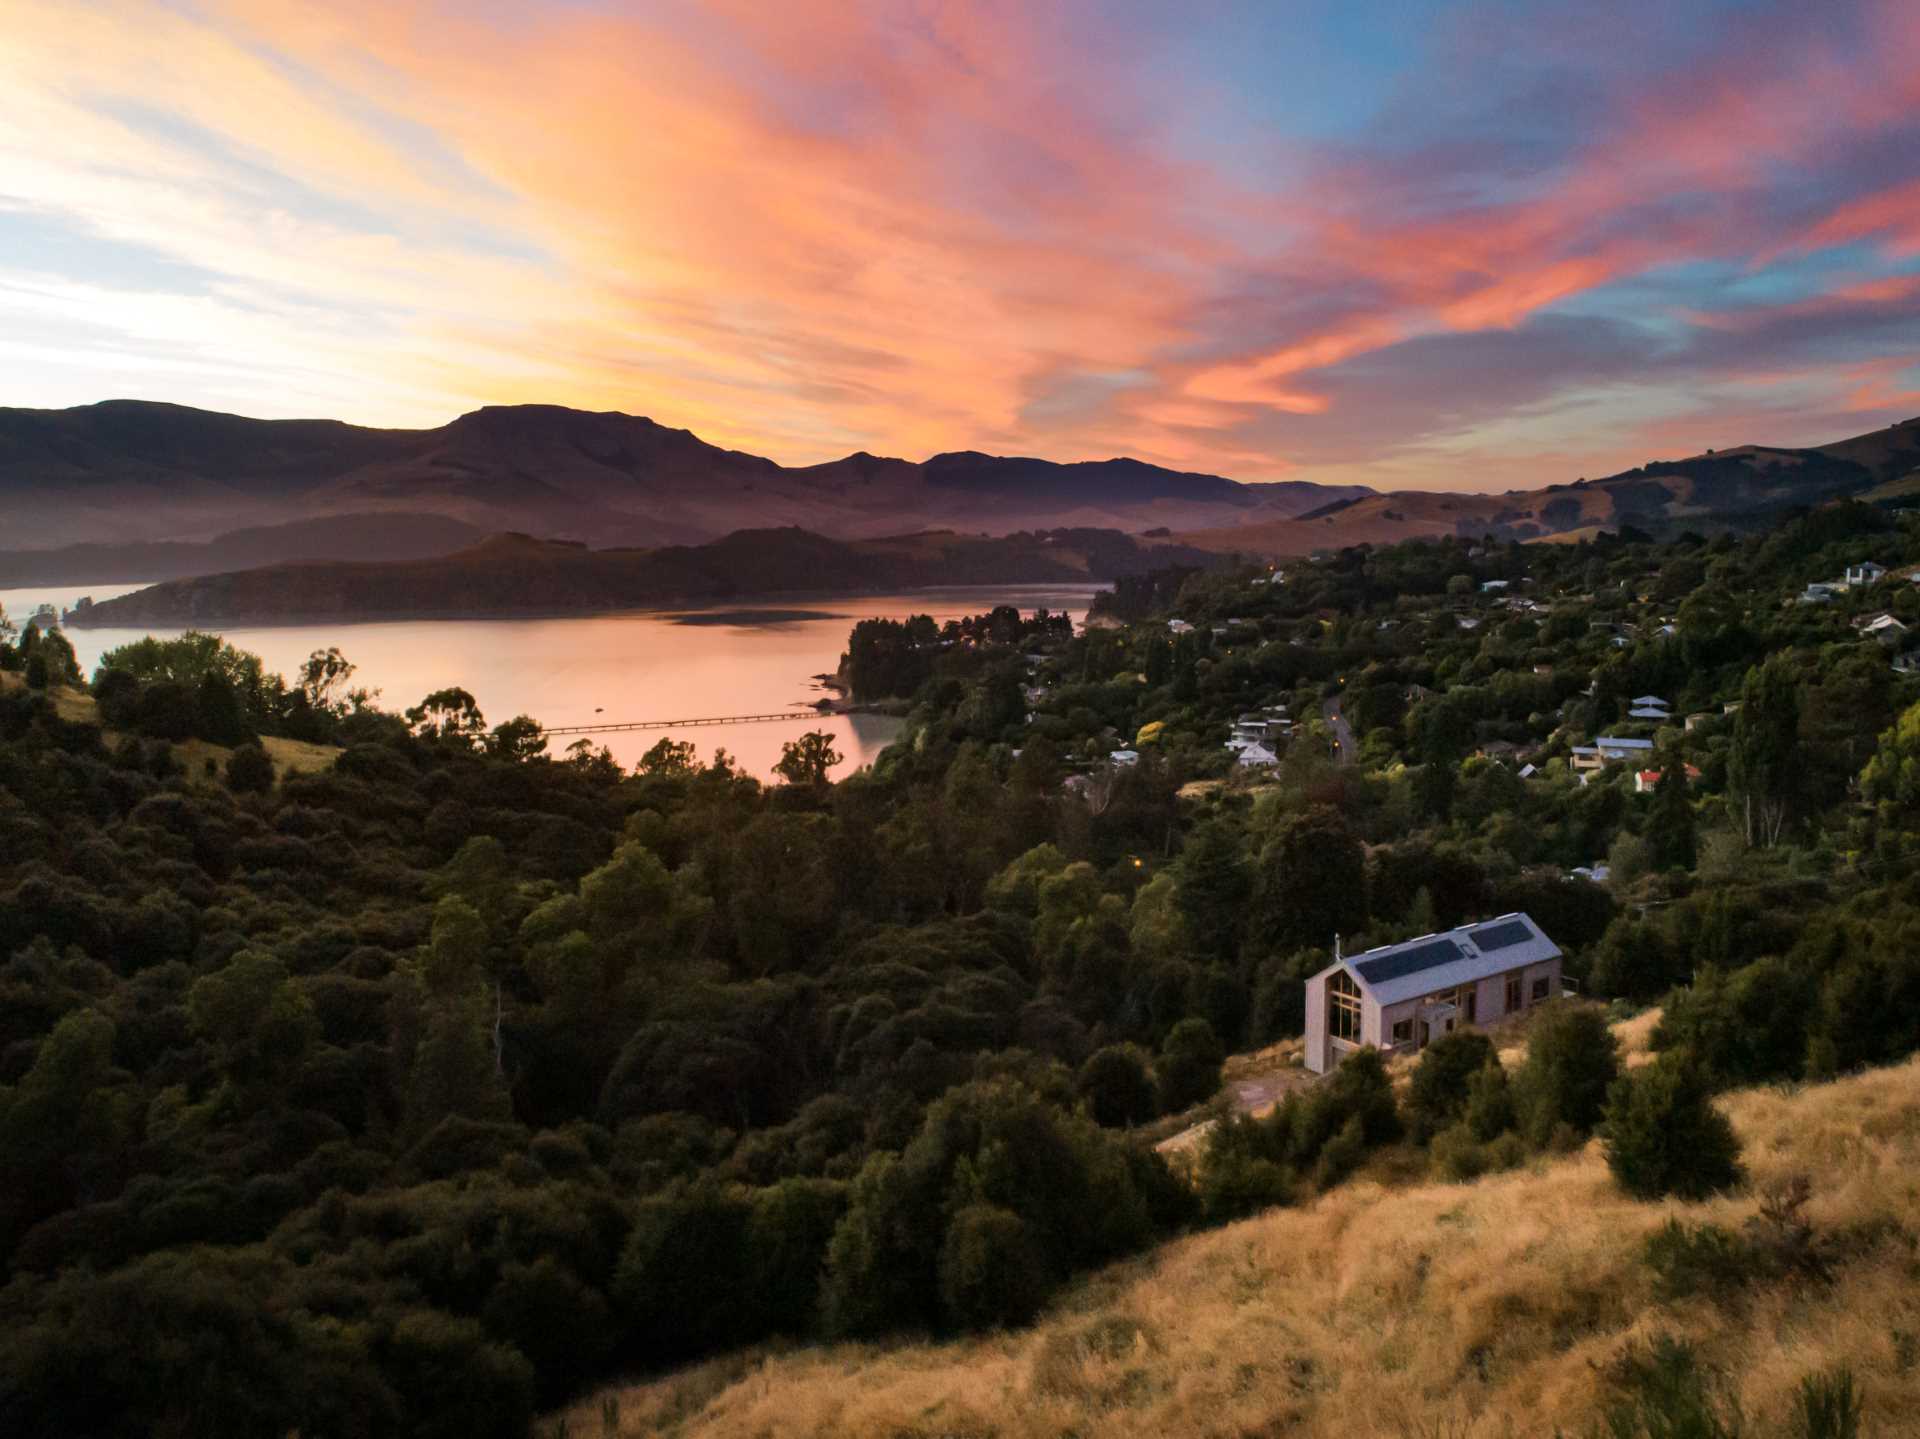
[7, 498, 1920, 1435]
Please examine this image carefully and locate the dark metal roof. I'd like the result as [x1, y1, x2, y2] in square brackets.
[1469, 919, 1533, 953]
[1354, 938, 1462, 986]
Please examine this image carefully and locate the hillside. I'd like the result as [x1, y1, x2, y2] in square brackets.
[558, 1048, 1920, 1438]
[1177, 415, 1920, 559]
[0, 400, 1367, 553]
[0, 512, 486, 586]
[66, 525, 1222, 626]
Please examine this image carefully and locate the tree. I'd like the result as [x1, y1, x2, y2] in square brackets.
[1728, 655, 1802, 847]
[1514, 1003, 1621, 1144]
[1175, 819, 1252, 963]
[937, 1204, 1050, 1329]
[1248, 806, 1366, 955]
[1406, 1030, 1496, 1142]
[1603, 1053, 1743, 1200]
[1647, 749, 1696, 871]
[1075, 1044, 1158, 1127]
[635, 736, 699, 778]
[1155, 1017, 1224, 1112]
[406, 687, 487, 747]
[1862, 699, 1920, 820]
[485, 715, 547, 762]
[774, 730, 843, 788]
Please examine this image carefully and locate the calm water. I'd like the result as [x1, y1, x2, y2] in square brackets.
[0, 583, 1103, 779]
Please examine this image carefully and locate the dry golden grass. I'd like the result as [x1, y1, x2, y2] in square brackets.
[0, 674, 339, 776]
[555, 1055, 1920, 1439]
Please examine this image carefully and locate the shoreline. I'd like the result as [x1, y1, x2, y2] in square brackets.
[63, 579, 1110, 631]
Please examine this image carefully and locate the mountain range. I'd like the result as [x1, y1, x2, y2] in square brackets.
[5, 400, 1918, 591]
[0, 399, 1359, 556]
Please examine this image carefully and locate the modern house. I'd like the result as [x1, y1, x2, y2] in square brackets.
[1568, 735, 1656, 775]
[1858, 613, 1909, 644]
[1846, 561, 1889, 587]
[1304, 913, 1564, 1074]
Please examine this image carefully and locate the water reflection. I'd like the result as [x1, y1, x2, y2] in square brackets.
[2, 584, 1102, 780]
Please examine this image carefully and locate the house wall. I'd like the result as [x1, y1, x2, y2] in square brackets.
[1304, 970, 1329, 1073]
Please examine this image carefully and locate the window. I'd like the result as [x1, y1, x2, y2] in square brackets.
[1329, 970, 1362, 1043]
[1531, 976, 1551, 1002]
[1390, 1018, 1413, 1045]
[1505, 975, 1523, 1013]
[1464, 988, 1478, 1024]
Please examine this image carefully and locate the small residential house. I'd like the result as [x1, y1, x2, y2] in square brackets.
[1858, 613, 1909, 645]
[1800, 583, 1837, 605]
[1108, 749, 1140, 767]
[1568, 735, 1656, 775]
[1304, 914, 1564, 1074]
[1480, 579, 1511, 594]
[1627, 694, 1672, 721]
[1634, 763, 1702, 794]
[1846, 561, 1888, 587]
[1233, 741, 1279, 768]
[1167, 619, 1194, 635]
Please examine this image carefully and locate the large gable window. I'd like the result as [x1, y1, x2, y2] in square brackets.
[1329, 969, 1362, 1043]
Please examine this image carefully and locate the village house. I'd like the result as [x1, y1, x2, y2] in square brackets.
[1304, 914, 1564, 1073]
[1634, 763, 1702, 794]
[1167, 619, 1194, 635]
[1568, 735, 1656, 775]
[1846, 561, 1888, 587]
[1627, 694, 1672, 721]
[1856, 613, 1909, 644]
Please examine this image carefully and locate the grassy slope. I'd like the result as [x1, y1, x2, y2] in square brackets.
[0, 674, 338, 775]
[556, 1026, 1920, 1438]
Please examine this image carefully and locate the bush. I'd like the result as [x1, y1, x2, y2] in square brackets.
[1075, 1043, 1158, 1127]
[615, 1185, 754, 1357]
[1642, 1219, 1755, 1304]
[1515, 1003, 1620, 1144]
[1463, 1058, 1516, 1140]
[226, 742, 275, 793]
[1406, 1030, 1496, 1141]
[937, 1203, 1050, 1330]
[1154, 1017, 1224, 1113]
[481, 1257, 612, 1405]
[1430, 1123, 1527, 1182]
[1603, 1053, 1744, 1200]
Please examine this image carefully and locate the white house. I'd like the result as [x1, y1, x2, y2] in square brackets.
[1846, 561, 1889, 587]
[1860, 613, 1909, 644]
[1234, 741, 1279, 768]
[1304, 914, 1564, 1074]
[1480, 579, 1511, 593]
[1108, 749, 1140, 767]
[1800, 583, 1837, 605]
[1167, 619, 1194, 635]
[1634, 763, 1701, 794]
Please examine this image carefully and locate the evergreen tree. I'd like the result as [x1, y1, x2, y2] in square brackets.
[1728, 654, 1802, 847]
[1648, 749, 1696, 870]
[1603, 1053, 1744, 1200]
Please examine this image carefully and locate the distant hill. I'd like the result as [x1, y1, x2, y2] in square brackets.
[69, 526, 1223, 627]
[0, 512, 485, 587]
[1177, 415, 1920, 558]
[0, 400, 1368, 551]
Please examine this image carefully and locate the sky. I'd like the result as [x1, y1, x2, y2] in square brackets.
[3, 0, 1919, 494]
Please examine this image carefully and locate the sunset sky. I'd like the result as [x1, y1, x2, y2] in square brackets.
[3, 0, 1919, 492]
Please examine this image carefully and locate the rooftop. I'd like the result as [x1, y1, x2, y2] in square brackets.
[1317, 911, 1562, 1006]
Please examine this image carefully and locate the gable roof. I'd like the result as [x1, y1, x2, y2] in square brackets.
[1314, 912, 1562, 1007]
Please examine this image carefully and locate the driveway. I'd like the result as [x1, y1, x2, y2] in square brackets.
[1321, 695, 1355, 765]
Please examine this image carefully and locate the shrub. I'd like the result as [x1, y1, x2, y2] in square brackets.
[1596, 1334, 1744, 1439]
[1515, 1003, 1620, 1144]
[1075, 1043, 1158, 1127]
[1603, 1053, 1744, 1201]
[1792, 1366, 1862, 1439]
[1463, 1058, 1516, 1140]
[226, 742, 275, 793]
[937, 1203, 1050, 1330]
[1406, 1030, 1496, 1141]
[1154, 1017, 1224, 1113]
[1642, 1219, 1756, 1304]
[615, 1185, 754, 1358]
